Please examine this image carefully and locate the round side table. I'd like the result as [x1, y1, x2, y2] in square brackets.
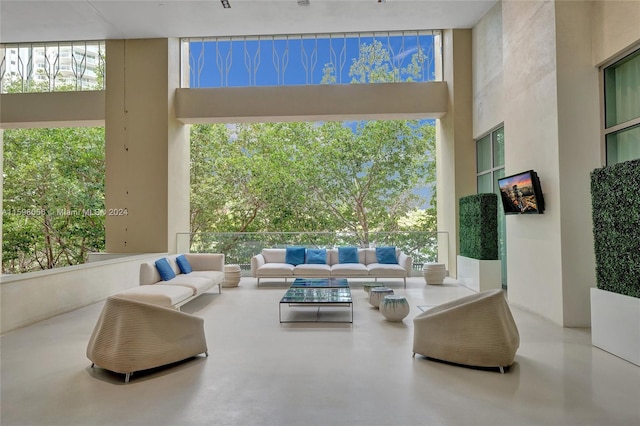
[369, 287, 394, 308]
[423, 263, 446, 285]
[379, 295, 410, 321]
[223, 264, 241, 288]
[362, 282, 385, 295]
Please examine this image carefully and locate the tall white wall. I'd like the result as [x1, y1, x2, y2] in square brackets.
[555, 0, 601, 326]
[472, 1, 503, 137]
[494, 0, 600, 326]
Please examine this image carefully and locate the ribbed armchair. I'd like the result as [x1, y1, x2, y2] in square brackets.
[412, 289, 519, 372]
[87, 296, 208, 382]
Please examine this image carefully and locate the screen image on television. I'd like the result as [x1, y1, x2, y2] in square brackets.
[497, 170, 545, 215]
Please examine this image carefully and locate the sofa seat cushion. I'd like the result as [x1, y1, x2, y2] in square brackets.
[293, 264, 332, 277]
[116, 285, 194, 308]
[189, 270, 224, 284]
[256, 263, 295, 277]
[368, 263, 407, 277]
[165, 276, 214, 294]
[331, 263, 369, 277]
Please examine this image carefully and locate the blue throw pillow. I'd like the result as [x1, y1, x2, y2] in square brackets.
[176, 254, 192, 274]
[285, 246, 306, 265]
[376, 246, 398, 264]
[155, 258, 176, 281]
[306, 248, 327, 264]
[338, 247, 359, 264]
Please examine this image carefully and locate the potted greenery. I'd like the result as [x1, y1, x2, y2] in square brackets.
[457, 193, 501, 292]
[590, 158, 640, 366]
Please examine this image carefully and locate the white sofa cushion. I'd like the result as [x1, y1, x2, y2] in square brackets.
[165, 276, 214, 295]
[140, 261, 162, 286]
[293, 264, 332, 277]
[262, 249, 286, 263]
[368, 263, 407, 277]
[184, 253, 225, 272]
[331, 263, 369, 277]
[257, 262, 295, 277]
[189, 270, 225, 283]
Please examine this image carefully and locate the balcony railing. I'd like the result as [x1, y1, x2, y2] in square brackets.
[0, 41, 105, 93]
[182, 30, 441, 88]
[176, 231, 449, 276]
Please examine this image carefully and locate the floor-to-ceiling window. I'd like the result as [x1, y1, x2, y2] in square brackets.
[604, 48, 640, 165]
[476, 126, 506, 287]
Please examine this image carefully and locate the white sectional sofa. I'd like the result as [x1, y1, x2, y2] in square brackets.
[251, 247, 412, 287]
[116, 253, 225, 309]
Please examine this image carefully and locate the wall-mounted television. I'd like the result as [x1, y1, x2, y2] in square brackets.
[497, 170, 545, 215]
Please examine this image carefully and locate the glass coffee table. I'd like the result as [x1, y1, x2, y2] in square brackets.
[290, 278, 349, 288]
[279, 286, 353, 323]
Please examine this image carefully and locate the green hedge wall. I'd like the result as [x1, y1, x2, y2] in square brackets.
[591, 158, 640, 298]
[459, 193, 498, 260]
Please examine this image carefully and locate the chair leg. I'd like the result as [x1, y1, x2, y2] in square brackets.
[404, 277, 406, 288]
[125, 372, 131, 383]
[499, 366, 505, 374]
[90, 363, 94, 368]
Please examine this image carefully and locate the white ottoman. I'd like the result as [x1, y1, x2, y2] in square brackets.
[380, 295, 410, 321]
[423, 263, 446, 285]
[223, 264, 241, 288]
[369, 287, 394, 308]
[362, 282, 385, 294]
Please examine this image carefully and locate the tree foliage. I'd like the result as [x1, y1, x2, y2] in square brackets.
[3, 127, 105, 273]
[2, 41, 438, 273]
[191, 41, 438, 252]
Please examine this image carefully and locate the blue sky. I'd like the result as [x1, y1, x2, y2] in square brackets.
[189, 33, 436, 88]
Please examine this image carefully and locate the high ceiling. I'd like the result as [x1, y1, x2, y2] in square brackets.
[0, 0, 496, 44]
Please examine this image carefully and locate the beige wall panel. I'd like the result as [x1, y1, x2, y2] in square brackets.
[437, 29, 475, 278]
[472, 1, 504, 137]
[555, 0, 600, 327]
[502, 0, 564, 325]
[0, 91, 104, 129]
[166, 38, 190, 254]
[175, 82, 448, 123]
[106, 39, 185, 253]
[592, 0, 640, 65]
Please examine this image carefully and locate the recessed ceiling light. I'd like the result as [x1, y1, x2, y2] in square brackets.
[220, 0, 231, 8]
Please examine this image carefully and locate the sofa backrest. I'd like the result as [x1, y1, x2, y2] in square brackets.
[262, 249, 286, 263]
[139, 255, 180, 285]
[326, 248, 368, 266]
[364, 248, 400, 265]
[259, 247, 401, 266]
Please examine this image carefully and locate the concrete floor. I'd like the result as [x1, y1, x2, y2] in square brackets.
[1, 277, 639, 426]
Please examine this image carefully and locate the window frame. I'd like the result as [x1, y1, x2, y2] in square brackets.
[601, 44, 640, 166]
